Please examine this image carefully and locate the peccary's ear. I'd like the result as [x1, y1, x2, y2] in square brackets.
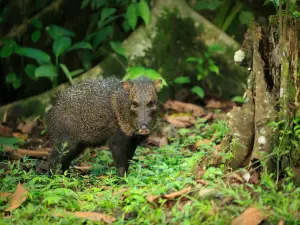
[153, 79, 162, 92]
[121, 81, 132, 92]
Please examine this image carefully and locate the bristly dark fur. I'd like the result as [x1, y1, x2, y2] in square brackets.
[45, 76, 160, 177]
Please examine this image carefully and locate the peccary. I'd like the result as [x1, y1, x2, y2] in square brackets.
[45, 76, 161, 176]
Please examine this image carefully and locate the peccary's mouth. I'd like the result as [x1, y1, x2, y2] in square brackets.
[138, 128, 150, 135]
[137, 124, 150, 135]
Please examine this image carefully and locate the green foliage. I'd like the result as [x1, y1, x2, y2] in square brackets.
[5, 73, 22, 89]
[1, 119, 300, 224]
[25, 64, 37, 80]
[194, 0, 222, 11]
[174, 76, 191, 84]
[139, 0, 151, 25]
[174, 44, 222, 99]
[1, 0, 153, 90]
[126, 3, 138, 30]
[0, 40, 16, 58]
[110, 41, 127, 58]
[239, 10, 254, 27]
[0, 136, 22, 152]
[15, 47, 51, 64]
[264, 0, 300, 19]
[30, 19, 43, 43]
[191, 86, 205, 99]
[35, 64, 57, 78]
[60, 64, 84, 85]
[53, 36, 72, 59]
[46, 25, 75, 40]
[123, 67, 167, 87]
[232, 96, 244, 103]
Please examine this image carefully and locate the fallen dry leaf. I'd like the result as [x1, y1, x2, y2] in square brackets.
[206, 99, 235, 109]
[0, 124, 12, 136]
[147, 187, 193, 204]
[195, 139, 212, 148]
[164, 187, 192, 199]
[4, 147, 50, 159]
[146, 195, 160, 203]
[232, 207, 268, 225]
[12, 132, 28, 141]
[17, 120, 37, 134]
[0, 192, 12, 198]
[278, 219, 284, 225]
[5, 183, 28, 212]
[165, 115, 196, 128]
[164, 100, 206, 117]
[73, 163, 92, 172]
[54, 211, 116, 224]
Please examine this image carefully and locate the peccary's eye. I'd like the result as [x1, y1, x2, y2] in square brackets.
[131, 101, 139, 108]
[147, 100, 156, 107]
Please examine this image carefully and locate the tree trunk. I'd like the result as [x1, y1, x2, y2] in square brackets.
[223, 7, 300, 176]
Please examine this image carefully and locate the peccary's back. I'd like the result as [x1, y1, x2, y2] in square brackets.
[45, 77, 124, 145]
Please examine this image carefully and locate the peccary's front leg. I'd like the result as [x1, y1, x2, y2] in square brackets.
[126, 135, 148, 163]
[109, 131, 132, 177]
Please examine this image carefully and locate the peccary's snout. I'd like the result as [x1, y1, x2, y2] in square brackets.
[138, 124, 150, 135]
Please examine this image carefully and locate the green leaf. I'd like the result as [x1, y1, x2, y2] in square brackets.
[60, 64, 73, 84]
[5, 73, 17, 83]
[0, 137, 21, 151]
[93, 26, 113, 47]
[0, 44, 14, 58]
[68, 42, 92, 52]
[52, 36, 72, 58]
[13, 77, 22, 89]
[209, 65, 219, 75]
[208, 44, 224, 53]
[194, 0, 221, 10]
[25, 64, 37, 80]
[15, 47, 51, 64]
[126, 3, 138, 30]
[81, 0, 90, 9]
[99, 8, 117, 25]
[46, 25, 75, 40]
[186, 57, 198, 63]
[123, 67, 168, 87]
[232, 96, 244, 103]
[70, 69, 84, 77]
[31, 30, 41, 43]
[191, 86, 205, 99]
[174, 76, 191, 84]
[110, 41, 127, 58]
[139, 0, 151, 25]
[239, 11, 254, 26]
[122, 20, 131, 32]
[91, 0, 105, 9]
[82, 51, 93, 70]
[35, 64, 57, 78]
[31, 19, 43, 29]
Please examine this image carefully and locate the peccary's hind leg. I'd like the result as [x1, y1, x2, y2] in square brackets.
[48, 140, 85, 175]
[109, 131, 131, 177]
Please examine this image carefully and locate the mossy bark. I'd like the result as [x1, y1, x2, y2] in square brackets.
[224, 15, 300, 173]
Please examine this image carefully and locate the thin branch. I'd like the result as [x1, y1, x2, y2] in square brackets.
[0, 0, 64, 46]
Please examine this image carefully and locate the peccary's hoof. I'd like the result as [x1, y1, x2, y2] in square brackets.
[118, 167, 126, 177]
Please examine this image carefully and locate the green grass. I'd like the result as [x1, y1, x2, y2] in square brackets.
[1, 119, 300, 224]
